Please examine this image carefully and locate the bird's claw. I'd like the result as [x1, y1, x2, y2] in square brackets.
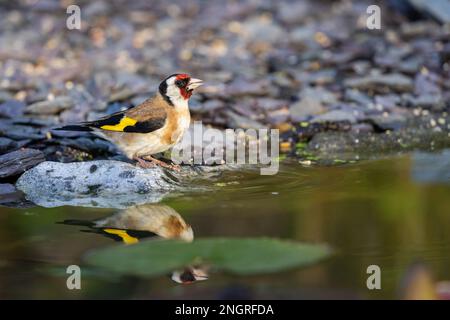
[136, 156, 181, 172]
[134, 157, 156, 169]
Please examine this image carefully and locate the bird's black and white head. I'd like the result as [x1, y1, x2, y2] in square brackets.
[159, 73, 203, 107]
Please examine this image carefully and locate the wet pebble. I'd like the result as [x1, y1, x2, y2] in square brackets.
[0, 148, 45, 179]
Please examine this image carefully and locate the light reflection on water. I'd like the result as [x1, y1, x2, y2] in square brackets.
[0, 150, 450, 299]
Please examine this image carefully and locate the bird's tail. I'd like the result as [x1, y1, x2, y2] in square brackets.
[53, 124, 93, 132]
[58, 219, 95, 227]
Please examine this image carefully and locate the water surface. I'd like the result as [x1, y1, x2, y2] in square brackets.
[1, 151, 450, 299]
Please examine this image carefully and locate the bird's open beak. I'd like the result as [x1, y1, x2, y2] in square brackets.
[187, 78, 203, 91]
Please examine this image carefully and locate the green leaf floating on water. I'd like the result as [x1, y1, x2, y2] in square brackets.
[85, 238, 330, 277]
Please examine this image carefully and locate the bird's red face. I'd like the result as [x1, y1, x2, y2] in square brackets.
[159, 73, 203, 106]
[174, 74, 203, 100]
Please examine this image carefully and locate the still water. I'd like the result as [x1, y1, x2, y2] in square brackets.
[1, 151, 450, 299]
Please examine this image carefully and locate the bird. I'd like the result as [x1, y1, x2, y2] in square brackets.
[55, 73, 203, 170]
[60, 203, 194, 243]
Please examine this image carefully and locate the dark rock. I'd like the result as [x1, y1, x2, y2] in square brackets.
[191, 99, 225, 114]
[344, 73, 414, 93]
[289, 87, 337, 122]
[400, 21, 438, 37]
[311, 110, 357, 124]
[295, 121, 352, 141]
[306, 127, 450, 162]
[240, 16, 284, 43]
[296, 69, 337, 85]
[58, 137, 117, 154]
[25, 96, 74, 114]
[0, 138, 28, 154]
[403, 94, 446, 110]
[225, 78, 270, 97]
[0, 137, 16, 154]
[0, 183, 25, 205]
[407, 0, 450, 24]
[0, 91, 13, 102]
[351, 123, 374, 134]
[0, 148, 45, 179]
[290, 97, 325, 122]
[0, 123, 45, 140]
[256, 98, 288, 111]
[266, 108, 289, 124]
[375, 95, 402, 111]
[344, 89, 373, 106]
[49, 129, 92, 138]
[225, 110, 265, 129]
[278, 1, 310, 25]
[0, 100, 26, 118]
[398, 57, 423, 74]
[13, 117, 56, 127]
[366, 112, 408, 131]
[414, 72, 441, 96]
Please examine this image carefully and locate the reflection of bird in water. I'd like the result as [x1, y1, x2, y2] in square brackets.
[61, 203, 208, 284]
[61, 203, 193, 244]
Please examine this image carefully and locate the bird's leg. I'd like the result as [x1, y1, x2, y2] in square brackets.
[133, 156, 156, 169]
[142, 155, 181, 172]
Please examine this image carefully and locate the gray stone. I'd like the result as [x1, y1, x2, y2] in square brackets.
[289, 87, 337, 121]
[306, 127, 450, 163]
[15, 160, 242, 208]
[25, 96, 74, 114]
[0, 123, 45, 140]
[278, 1, 309, 24]
[303, 86, 338, 105]
[366, 112, 408, 131]
[225, 110, 265, 129]
[191, 99, 225, 114]
[240, 16, 284, 43]
[409, 0, 450, 24]
[375, 95, 402, 111]
[290, 26, 317, 47]
[0, 148, 45, 178]
[403, 94, 446, 111]
[345, 89, 373, 106]
[225, 78, 269, 97]
[0, 183, 24, 205]
[0, 137, 16, 154]
[345, 73, 414, 93]
[0, 100, 26, 118]
[289, 97, 324, 122]
[256, 98, 288, 111]
[311, 110, 357, 124]
[16, 161, 173, 208]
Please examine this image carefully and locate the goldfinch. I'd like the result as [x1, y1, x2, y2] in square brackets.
[61, 203, 194, 243]
[56, 74, 203, 170]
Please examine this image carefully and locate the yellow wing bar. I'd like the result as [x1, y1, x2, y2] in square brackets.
[103, 228, 139, 245]
[101, 117, 137, 132]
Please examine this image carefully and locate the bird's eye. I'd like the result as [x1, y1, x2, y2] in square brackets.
[175, 80, 184, 88]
